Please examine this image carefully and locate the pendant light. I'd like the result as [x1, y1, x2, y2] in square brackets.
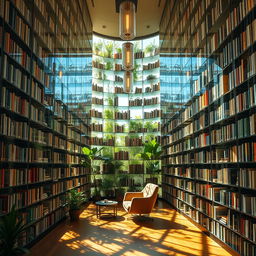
[124, 71, 133, 93]
[122, 42, 134, 70]
[119, 1, 136, 40]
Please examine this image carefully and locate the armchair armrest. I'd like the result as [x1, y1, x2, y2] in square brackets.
[124, 192, 143, 201]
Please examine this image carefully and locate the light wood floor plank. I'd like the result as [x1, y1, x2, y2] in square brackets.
[30, 201, 232, 256]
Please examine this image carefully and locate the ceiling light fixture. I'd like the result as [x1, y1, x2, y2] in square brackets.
[122, 42, 134, 70]
[124, 71, 133, 93]
[119, 1, 136, 40]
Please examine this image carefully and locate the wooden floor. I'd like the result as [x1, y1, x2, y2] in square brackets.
[30, 201, 232, 256]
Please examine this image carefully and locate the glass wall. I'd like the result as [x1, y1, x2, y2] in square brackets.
[91, 35, 161, 197]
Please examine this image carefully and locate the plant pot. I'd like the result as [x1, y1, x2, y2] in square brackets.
[93, 194, 101, 202]
[69, 209, 81, 221]
[116, 193, 125, 202]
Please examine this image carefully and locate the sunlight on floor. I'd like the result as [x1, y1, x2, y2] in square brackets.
[30, 201, 232, 256]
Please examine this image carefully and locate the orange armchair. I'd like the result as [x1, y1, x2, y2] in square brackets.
[123, 183, 159, 215]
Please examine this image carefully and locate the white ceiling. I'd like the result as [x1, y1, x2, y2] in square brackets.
[87, 0, 166, 38]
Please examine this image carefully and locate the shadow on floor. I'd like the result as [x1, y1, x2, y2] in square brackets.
[132, 216, 188, 230]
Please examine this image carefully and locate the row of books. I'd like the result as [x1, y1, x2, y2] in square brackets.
[163, 167, 241, 187]
[167, 116, 256, 153]
[115, 111, 130, 120]
[34, 16, 54, 52]
[30, 104, 44, 123]
[129, 164, 144, 174]
[92, 97, 103, 105]
[4, 32, 30, 70]
[119, 177, 137, 187]
[67, 128, 81, 143]
[91, 123, 103, 132]
[32, 59, 50, 87]
[125, 137, 143, 146]
[164, 111, 256, 147]
[115, 75, 123, 82]
[144, 97, 159, 105]
[90, 109, 103, 118]
[1, 86, 29, 117]
[114, 87, 125, 94]
[52, 119, 67, 135]
[210, 2, 256, 55]
[53, 100, 67, 119]
[143, 60, 160, 70]
[164, 177, 256, 214]
[0, 113, 29, 139]
[165, 189, 255, 255]
[2, 55, 30, 93]
[129, 98, 142, 106]
[31, 79, 44, 104]
[144, 109, 161, 119]
[92, 61, 105, 70]
[115, 64, 122, 71]
[90, 137, 115, 146]
[0, 166, 89, 189]
[114, 151, 129, 160]
[115, 124, 124, 133]
[166, 142, 256, 164]
[4, 1, 30, 46]
[92, 83, 103, 92]
[0, 142, 87, 163]
[145, 83, 160, 92]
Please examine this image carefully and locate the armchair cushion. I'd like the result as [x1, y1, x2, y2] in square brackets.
[123, 183, 158, 215]
[123, 201, 132, 212]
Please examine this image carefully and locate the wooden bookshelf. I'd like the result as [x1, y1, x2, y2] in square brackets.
[161, 0, 256, 255]
[0, 0, 92, 248]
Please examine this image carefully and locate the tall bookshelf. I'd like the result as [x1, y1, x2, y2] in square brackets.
[91, 35, 161, 196]
[160, 0, 256, 255]
[0, 0, 92, 247]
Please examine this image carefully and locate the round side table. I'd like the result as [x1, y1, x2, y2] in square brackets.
[96, 200, 118, 218]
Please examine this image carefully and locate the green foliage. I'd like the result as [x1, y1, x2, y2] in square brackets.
[82, 147, 103, 165]
[137, 139, 162, 160]
[66, 189, 86, 210]
[105, 61, 113, 70]
[144, 121, 158, 132]
[104, 121, 114, 132]
[102, 147, 114, 159]
[147, 74, 157, 80]
[144, 121, 154, 132]
[133, 61, 140, 81]
[101, 176, 115, 196]
[106, 97, 114, 106]
[104, 42, 114, 58]
[104, 134, 114, 141]
[0, 206, 29, 256]
[144, 43, 157, 56]
[145, 134, 155, 142]
[136, 139, 162, 176]
[94, 41, 103, 55]
[116, 47, 122, 54]
[104, 109, 113, 119]
[129, 120, 143, 132]
[133, 42, 141, 53]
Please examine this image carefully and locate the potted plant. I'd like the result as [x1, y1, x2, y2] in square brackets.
[136, 138, 163, 184]
[101, 176, 115, 198]
[0, 206, 29, 256]
[144, 43, 156, 57]
[115, 186, 125, 202]
[66, 189, 87, 221]
[82, 147, 106, 202]
[104, 42, 114, 58]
